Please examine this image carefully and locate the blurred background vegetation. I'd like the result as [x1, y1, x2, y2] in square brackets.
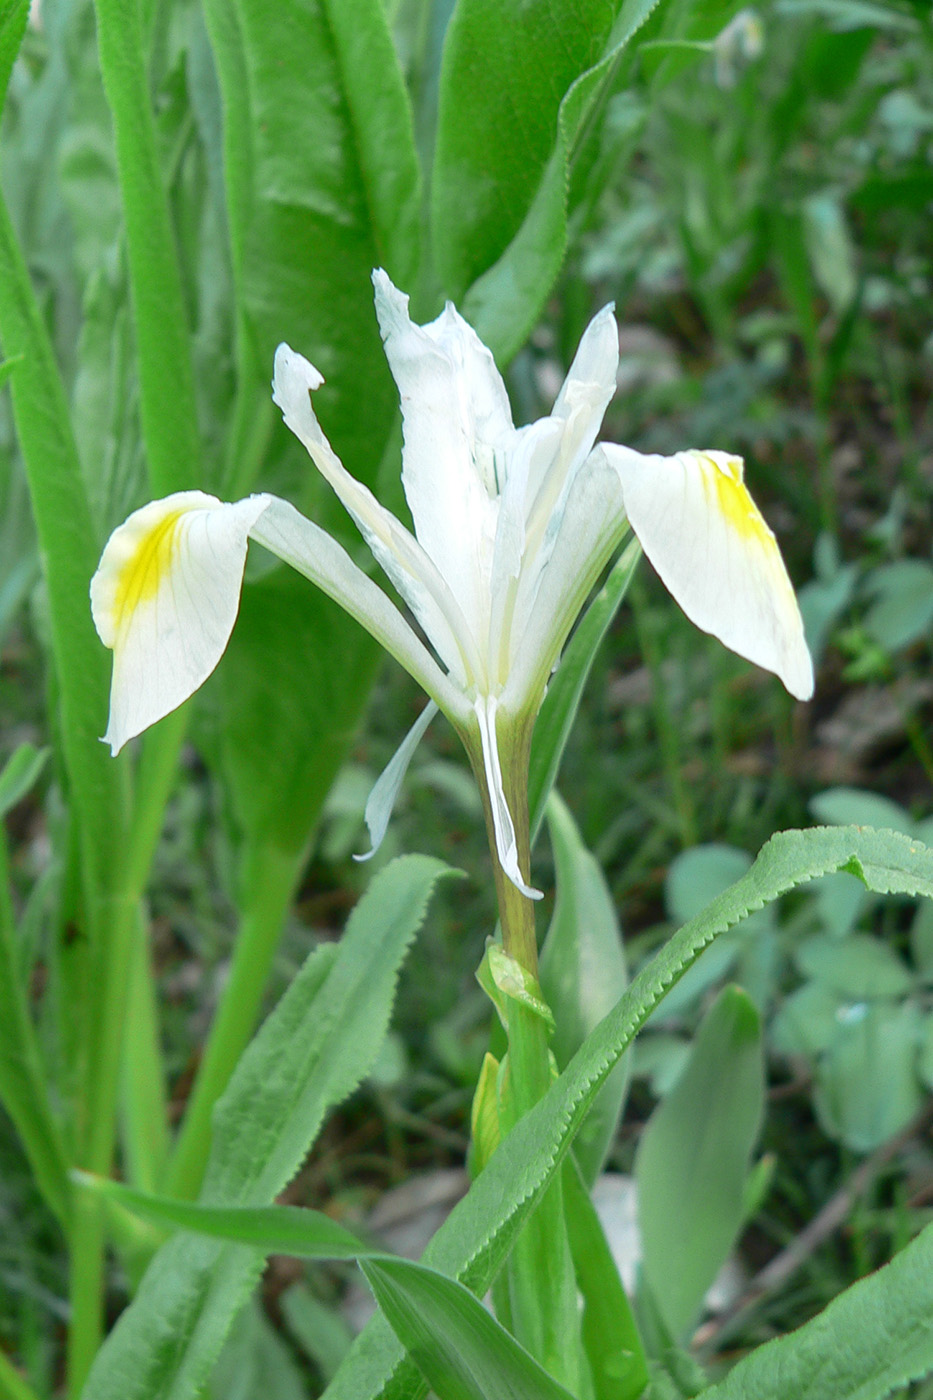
[1, 0, 932, 1392]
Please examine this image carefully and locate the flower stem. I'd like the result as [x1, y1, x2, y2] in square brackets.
[471, 714, 583, 1390]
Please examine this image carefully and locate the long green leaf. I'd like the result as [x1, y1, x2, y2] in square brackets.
[529, 540, 640, 844]
[700, 1221, 933, 1400]
[73, 1176, 369, 1259]
[324, 826, 933, 1399]
[541, 791, 629, 1187]
[432, 0, 621, 296]
[636, 987, 764, 1340]
[0, 822, 69, 1227]
[203, 0, 419, 503]
[562, 1158, 648, 1400]
[361, 1256, 577, 1400]
[460, 0, 663, 360]
[81, 855, 452, 1400]
[92, 0, 201, 495]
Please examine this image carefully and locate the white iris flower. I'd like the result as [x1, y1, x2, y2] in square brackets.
[91, 271, 813, 897]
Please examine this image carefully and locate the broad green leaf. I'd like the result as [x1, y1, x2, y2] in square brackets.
[810, 786, 915, 836]
[0, 0, 28, 111]
[360, 1256, 578, 1400]
[562, 1159, 648, 1400]
[794, 932, 913, 1000]
[814, 1002, 923, 1153]
[700, 1220, 933, 1400]
[432, 0, 621, 296]
[281, 1284, 355, 1385]
[324, 826, 933, 1400]
[0, 742, 48, 818]
[529, 540, 640, 844]
[636, 987, 763, 1341]
[771, 982, 845, 1058]
[210, 1301, 307, 1400]
[453, 0, 663, 360]
[541, 791, 629, 1186]
[865, 560, 933, 652]
[220, 573, 380, 862]
[81, 855, 452, 1400]
[203, 0, 419, 505]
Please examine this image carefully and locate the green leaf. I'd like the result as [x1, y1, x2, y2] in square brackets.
[0, 743, 48, 818]
[81, 856, 452, 1400]
[432, 0, 621, 296]
[813, 1002, 923, 1153]
[0, 0, 28, 111]
[452, 0, 663, 360]
[360, 1256, 578, 1400]
[794, 932, 913, 1000]
[636, 987, 764, 1341]
[700, 1221, 933, 1400]
[92, 0, 201, 495]
[203, 0, 419, 503]
[73, 1176, 369, 1259]
[562, 1158, 648, 1400]
[324, 826, 933, 1400]
[529, 540, 640, 844]
[864, 559, 933, 652]
[541, 791, 629, 1186]
[810, 787, 915, 836]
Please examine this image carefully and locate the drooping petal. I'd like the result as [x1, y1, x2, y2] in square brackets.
[272, 342, 484, 688]
[602, 445, 814, 700]
[372, 269, 507, 649]
[90, 491, 271, 754]
[474, 695, 542, 901]
[355, 701, 438, 862]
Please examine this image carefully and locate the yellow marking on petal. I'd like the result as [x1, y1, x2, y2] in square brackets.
[695, 451, 776, 550]
[111, 509, 185, 636]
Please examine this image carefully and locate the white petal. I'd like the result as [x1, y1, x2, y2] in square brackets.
[355, 701, 438, 862]
[372, 269, 508, 647]
[603, 445, 814, 700]
[249, 500, 470, 726]
[521, 303, 620, 554]
[272, 342, 483, 687]
[90, 491, 271, 754]
[501, 454, 629, 714]
[474, 695, 542, 901]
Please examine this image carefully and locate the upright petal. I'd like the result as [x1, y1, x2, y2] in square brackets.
[521, 302, 620, 557]
[373, 269, 508, 645]
[90, 491, 271, 753]
[272, 342, 485, 687]
[501, 454, 630, 714]
[602, 445, 814, 700]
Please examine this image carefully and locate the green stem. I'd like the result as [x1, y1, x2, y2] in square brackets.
[163, 842, 302, 1201]
[471, 714, 582, 1391]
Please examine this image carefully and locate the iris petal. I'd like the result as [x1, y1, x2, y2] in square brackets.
[603, 445, 814, 700]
